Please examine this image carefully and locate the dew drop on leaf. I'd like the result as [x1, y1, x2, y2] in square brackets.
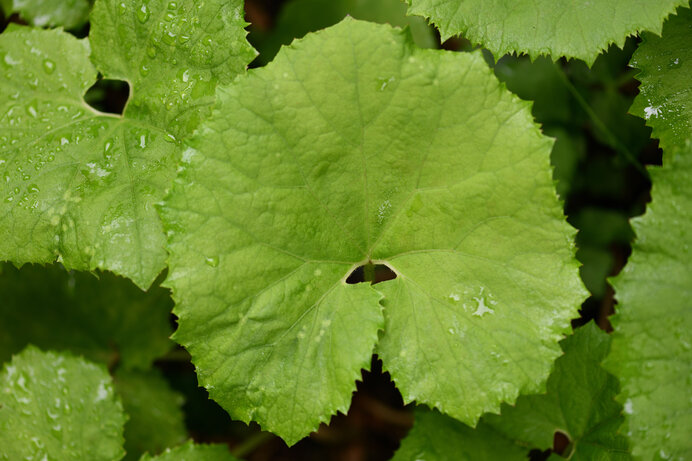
[137, 4, 150, 23]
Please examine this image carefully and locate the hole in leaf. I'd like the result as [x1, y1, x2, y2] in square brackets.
[346, 263, 396, 285]
[552, 431, 573, 457]
[527, 431, 573, 460]
[85, 77, 130, 115]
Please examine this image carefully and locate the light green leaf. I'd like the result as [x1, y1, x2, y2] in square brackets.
[605, 6, 692, 459]
[395, 323, 629, 460]
[0, 0, 255, 288]
[139, 441, 239, 461]
[0, 262, 173, 369]
[0, 346, 126, 461]
[249, 0, 436, 66]
[162, 18, 584, 444]
[115, 370, 187, 461]
[406, 0, 688, 64]
[0, 0, 90, 29]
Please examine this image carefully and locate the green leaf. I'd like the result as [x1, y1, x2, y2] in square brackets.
[405, 0, 688, 64]
[629, 4, 691, 156]
[392, 407, 527, 461]
[0, 346, 127, 461]
[0, 0, 90, 29]
[0, 262, 173, 369]
[395, 323, 629, 460]
[139, 441, 239, 461]
[115, 369, 187, 461]
[249, 0, 436, 66]
[604, 6, 692, 459]
[161, 18, 584, 444]
[0, 0, 255, 288]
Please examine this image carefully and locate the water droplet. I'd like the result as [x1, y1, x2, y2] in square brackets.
[377, 76, 395, 91]
[146, 46, 157, 58]
[137, 4, 150, 23]
[472, 288, 494, 317]
[42, 59, 55, 74]
[3, 53, 20, 66]
[139, 64, 150, 77]
[668, 57, 682, 69]
[205, 256, 219, 267]
[118, 2, 127, 15]
[167, 1, 177, 9]
[162, 30, 177, 45]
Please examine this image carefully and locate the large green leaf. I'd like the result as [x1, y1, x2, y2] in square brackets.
[394, 323, 629, 460]
[0, 347, 126, 461]
[0, 262, 173, 369]
[0, 0, 255, 288]
[604, 5, 692, 459]
[248, 0, 436, 66]
[0, 0, 90, 29]
[406, 0, 688, 64]
[161, 18, 584, 444]
[115, 370, 187, 460]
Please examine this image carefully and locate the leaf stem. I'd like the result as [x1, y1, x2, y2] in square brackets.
[231, 431, 274, 458]
[552, 62, 648, 177]
[363, 262, 375, 283]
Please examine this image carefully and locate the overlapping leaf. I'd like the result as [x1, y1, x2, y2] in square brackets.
[0, 0, 90, 29]
[406, 0, 687, 64]
[604, 5, 692, 459]
[162, 19, 584, 444]
[0, 262, 173, 369]
[0, 347, 126, 461]
[394, 324, 629, 460]
[0, 0, 255, 288]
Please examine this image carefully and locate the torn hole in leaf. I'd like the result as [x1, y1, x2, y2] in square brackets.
[346, 263, 396, 285]
[552, 430, 573, 457]
[527, 430, 573, 460]
[84, 77, 129, 115]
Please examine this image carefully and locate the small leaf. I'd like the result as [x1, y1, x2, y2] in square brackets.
[162, 19, 584, 444]
[139, 441, 239, 461]
[0, 346, 127, 461]
[406, 0, 688, 64]
[392, 407, 526, 460]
